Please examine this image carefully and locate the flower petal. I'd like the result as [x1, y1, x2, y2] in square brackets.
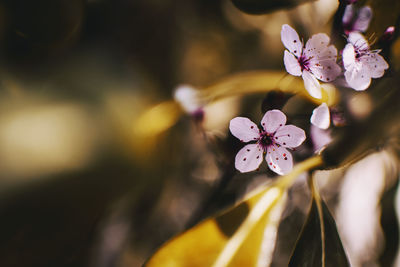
[304, 33, 331, 58]
[361, 53, 389, 78]
[348, 32, 369, 50]
[229, 117, 260, 142]
[261, 109, 287, 134]
[265, 145, 293, 175]
[302, 70, 322, 99]
[344, 66, 371, 91]
[343, 5, 372, 34]
[305, 34, 340, 83]
[274, 125, 306, 148]
[310, 103, 330, 130]
[342, 4, 354, 25]
[343, 43, 356, 70]
[310, 58, 341, 83]
[281, 24, 302, 58]
[235, 144, 263, 173]
[284, 50, 301, 76]
[353, 6, 373, 33]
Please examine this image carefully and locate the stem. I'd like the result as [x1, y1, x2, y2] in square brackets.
[200, 71, 329, 105]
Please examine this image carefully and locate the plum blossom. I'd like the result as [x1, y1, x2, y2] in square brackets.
[281, 24, 341, 99]
[342, 4, 372, 35]
[229, 109, 306, 175]
[343, 32, 389, 91]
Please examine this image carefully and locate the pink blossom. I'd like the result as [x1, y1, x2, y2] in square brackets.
[342, 4, 372, 35]
[229, 110, 306, 175]
[343, 32, 389, 91]
[281, 24, 341, 99]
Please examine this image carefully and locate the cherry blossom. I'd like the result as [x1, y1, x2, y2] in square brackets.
[343, 32, 389, 91]
[229, 109, 306, 175]
[281, 24, 341, 99]
[342, 4, 372, 35]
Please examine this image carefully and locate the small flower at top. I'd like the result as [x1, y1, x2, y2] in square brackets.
[342, 4, 372, 35]
[229, 109, 306, 175]
[281, 24, 341, 99]
[379, 26, 396, 43]
[343, 32, 389, 91]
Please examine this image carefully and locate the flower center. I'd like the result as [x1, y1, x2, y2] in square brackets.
[354, 43, 370, 60]
[298, 55, 311, 71]
[355, 48, 368, 59]
[258, 131, 274, 151]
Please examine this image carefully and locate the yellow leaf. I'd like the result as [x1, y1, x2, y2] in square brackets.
[146, 156, 323, 267]
[146, 187, 284, 267]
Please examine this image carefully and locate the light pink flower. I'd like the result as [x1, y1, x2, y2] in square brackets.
[229, 109, 306, 175]
[281, 24, 341, 99]
[342, 4, 372, 35]
[343, 32, 389, 91]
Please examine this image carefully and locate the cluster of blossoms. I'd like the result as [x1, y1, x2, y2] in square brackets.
[229, 3, 391, 175]
[282, 23, 388, 95]
[170, 3, 391, 175]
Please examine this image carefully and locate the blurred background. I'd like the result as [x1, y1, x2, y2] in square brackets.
[0, 0, 399, 266]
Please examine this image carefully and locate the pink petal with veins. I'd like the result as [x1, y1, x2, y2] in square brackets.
[274, 125, 306, 148]
[234, 144, 263, 173]
[229, 117, 260, 142]
[261, 109, 287, 134]
[281, 24, 303, 58]
[265, 145, 293, 175]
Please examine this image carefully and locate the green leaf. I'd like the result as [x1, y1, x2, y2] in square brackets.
[288, 195, 349, 267]
[230, 0, 316, 15]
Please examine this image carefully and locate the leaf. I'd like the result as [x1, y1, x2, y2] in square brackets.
[288, 188, 349, 267]
[145, 156, 323, 267]
[230, 0, 315, 15]
[145, 186, 285, 267]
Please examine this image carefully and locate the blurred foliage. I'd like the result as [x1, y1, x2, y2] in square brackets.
[146, 157, 323, 267]
[146, 188, 285, 267]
